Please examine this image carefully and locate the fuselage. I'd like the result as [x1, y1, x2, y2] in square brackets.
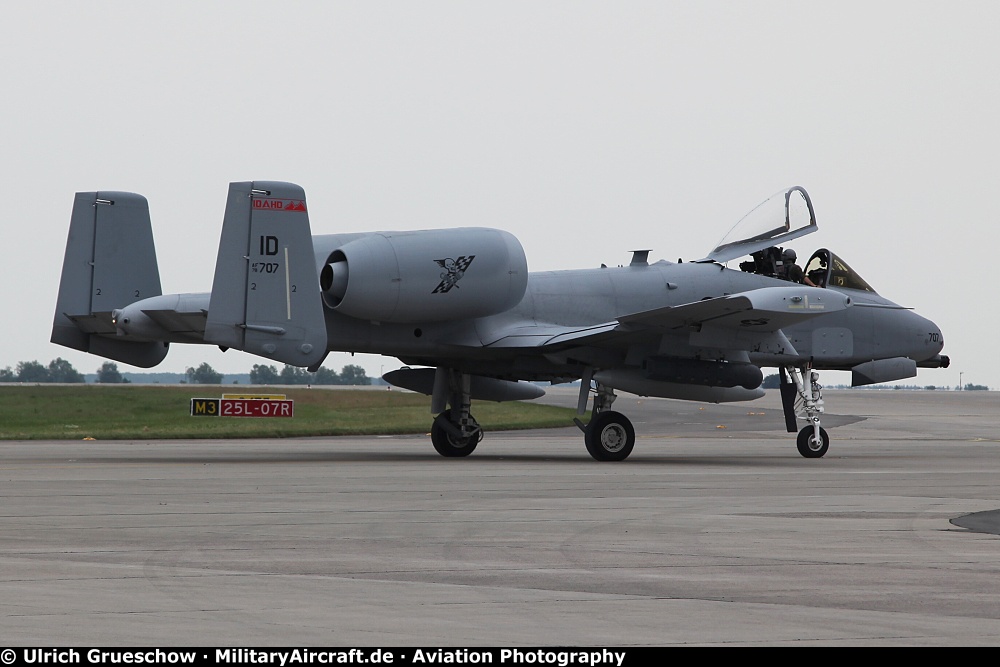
[316, 258, 945, 378]
[115, 248, 944, 383]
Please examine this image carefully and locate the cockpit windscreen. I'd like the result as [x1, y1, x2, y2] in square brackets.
[805, 249, 876, 293]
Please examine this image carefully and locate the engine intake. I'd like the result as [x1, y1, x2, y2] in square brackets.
[320, 228, 528, 323]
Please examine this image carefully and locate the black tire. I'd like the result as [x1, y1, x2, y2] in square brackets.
[585, 411, 635, 461]
[796, 425, 829, 458]
[430, 414, 481, 457]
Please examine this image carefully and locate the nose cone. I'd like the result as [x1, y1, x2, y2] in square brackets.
[869, 306, 945, 362]
[909, 312, 945, 361]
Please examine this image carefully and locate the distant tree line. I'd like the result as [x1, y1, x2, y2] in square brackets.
[0, 358, 86, 383]
[0, 358, 370, 386]
[0, 361, 981, 390]
[249, 363, 370, 385]
[0, 359, 133, 383]
[761, 373, 989, 391]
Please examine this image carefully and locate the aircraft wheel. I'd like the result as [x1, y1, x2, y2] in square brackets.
[796, 426, 829, 458]
[431, 414, 481, 458]
[585, 411, 635, 461]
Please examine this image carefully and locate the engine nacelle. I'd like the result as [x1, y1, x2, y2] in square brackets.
[320, 228, 528, 323]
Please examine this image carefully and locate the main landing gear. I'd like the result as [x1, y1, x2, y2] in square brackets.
[780, 365, 829, 458]
[427, 366, 636, 461]
[575, 375, 636, 461]
[429, 369, 483, 457]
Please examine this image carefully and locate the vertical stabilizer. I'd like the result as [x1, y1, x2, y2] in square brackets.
[203, 181, 327, 367]
[51, 192, 169, 367]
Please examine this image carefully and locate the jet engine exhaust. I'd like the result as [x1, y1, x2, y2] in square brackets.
[320, 260, 349, 303]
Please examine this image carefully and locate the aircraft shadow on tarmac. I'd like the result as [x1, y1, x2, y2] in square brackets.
[951, 510, 1000, 536]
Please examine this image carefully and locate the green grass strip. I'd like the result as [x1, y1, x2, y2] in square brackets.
[0, 385, 579, 440]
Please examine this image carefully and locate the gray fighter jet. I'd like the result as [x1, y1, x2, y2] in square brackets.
[52, 183, 948, 460]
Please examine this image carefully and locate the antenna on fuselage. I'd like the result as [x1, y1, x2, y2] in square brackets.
[630, 250, 651, 267]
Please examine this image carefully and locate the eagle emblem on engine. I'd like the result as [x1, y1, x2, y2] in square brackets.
[432, 255, 475, 293]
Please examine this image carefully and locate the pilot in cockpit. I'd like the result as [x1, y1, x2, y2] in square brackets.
[781, 249, 816, 286]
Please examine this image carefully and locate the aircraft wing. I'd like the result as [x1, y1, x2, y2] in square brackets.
[483, 285, 850, 353]
[618, 285, 848, 332]
[482, 322, 619, 348]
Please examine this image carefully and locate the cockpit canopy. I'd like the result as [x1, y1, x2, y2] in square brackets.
[701, 186, 878, 294]
[701, 186, 817, 264]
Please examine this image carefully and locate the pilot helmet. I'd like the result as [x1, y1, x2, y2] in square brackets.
[781, 248, 797, 263]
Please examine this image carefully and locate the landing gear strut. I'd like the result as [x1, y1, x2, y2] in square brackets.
[577, 374, 636, 461]
[429, 368, 483, 457]
[780, 365, 829, 458]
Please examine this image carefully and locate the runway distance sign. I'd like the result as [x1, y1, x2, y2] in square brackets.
[190, 395, 294, 418]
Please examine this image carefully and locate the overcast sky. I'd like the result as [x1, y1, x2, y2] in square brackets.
[2, 1, 995, 388]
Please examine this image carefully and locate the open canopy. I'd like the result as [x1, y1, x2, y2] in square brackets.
[700, 186, 817, 264]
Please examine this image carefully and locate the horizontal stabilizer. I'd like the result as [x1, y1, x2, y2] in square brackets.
[203, 182, 327, 367]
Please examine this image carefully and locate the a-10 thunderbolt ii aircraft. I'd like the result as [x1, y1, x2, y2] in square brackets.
[52, 182, 949, 461]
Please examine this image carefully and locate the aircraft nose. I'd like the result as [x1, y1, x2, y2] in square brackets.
[911, 312, 945, 360]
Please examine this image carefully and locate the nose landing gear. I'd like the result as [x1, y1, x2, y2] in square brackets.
[781, 365, 829, 458]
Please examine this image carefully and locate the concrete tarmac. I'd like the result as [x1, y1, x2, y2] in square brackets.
[1, 389, 999, 646]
